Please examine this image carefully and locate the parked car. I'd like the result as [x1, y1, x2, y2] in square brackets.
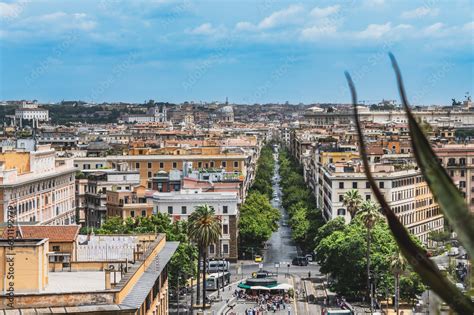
[448, 247, 460, 256]
[254, 255, 263, 263]
[292, 256, 309, 266]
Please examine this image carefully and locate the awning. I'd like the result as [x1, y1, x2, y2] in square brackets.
[272, 283, 293, 290]
[251, 286, 271, 291]
[238, 283, 252, 289]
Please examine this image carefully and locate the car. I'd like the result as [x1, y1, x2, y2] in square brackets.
[305, 254, 314, 262]
[254, 255, 263, 263]
[292, 256, 309, 266]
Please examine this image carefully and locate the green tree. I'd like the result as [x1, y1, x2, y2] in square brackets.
[288, 203, 309, 244]
[358, 200, 382, 309]
[314, 217, 345, 246]
[239, 192, 280, 251]
[188, 205, 221, 309]
[390, 251, 407, 314]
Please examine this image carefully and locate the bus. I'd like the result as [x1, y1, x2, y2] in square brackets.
[206, 272, 231, 291]
[206, 260, 230, 273]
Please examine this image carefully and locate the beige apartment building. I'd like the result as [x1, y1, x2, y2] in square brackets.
[0, 145, 76, 225]
[434, 144, 474, 212]
[309, 149, 444, 244]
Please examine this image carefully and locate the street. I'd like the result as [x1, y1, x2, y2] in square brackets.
[171, 147, 322, 314]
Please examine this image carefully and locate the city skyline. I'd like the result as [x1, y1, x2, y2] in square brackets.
[0, 0, 473, 105]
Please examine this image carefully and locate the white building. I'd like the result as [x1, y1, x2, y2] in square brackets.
[15, 102, 49, 123]
[315, 160, 443, 244]
[152, 189, 239, 261]
[121, 105, 167, 123]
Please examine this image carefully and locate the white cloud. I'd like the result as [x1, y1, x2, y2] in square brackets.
[189, 23, 218, 35]
[310, 5, 340, 18]
[0, 1, 23, 19]
[464, 21, 474, 31]
[14, 11, 97, 32]
[258, 4, 303, 29]
[401, 7, 440, 19]
[421, 22, 446, 37]
[364, 0, 386, 7]
[235, 21, 256, 32]
[356, 22, 392, 39]
[301, 24, 338, 40]
[234, 4, 303, 33]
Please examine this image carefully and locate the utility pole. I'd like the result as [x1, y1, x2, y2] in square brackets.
[190, 276, 194, 315]
[177, 273, 180, 315]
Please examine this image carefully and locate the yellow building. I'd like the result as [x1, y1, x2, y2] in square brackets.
[0, 233, 178, 314]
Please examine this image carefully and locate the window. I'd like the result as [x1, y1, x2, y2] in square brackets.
[339, 195, 344, 202]
[181, 206, 187, 214]
[379, 181, 385, 189]
[366, 182, 370, 189]
[130, 210, 135, 217]
[352, 182, 357, 189]
[167, 206, 173, 214]
[135, 162, 140, 169]
[221, 161, 227, 168]
[339, 182, 344, 189]
[223, 244, 229, 254]
[223, 224, 229, 234]
[198, 162, 203, 168]
[172, 162, 177, 169]
[209, 244, 215, 254]
[159, 162, 164, 169]
[52, 246, 60, 251]
[210, 161, 215, 168]
[223, 205, 228, 214]
[337, 208, 346, 216]
[460, 181, 466, 188]
[461, 170, 465, 177]
[366, 195, 371, 201]
[233, 161, 239, 168]
[148, 171, 152, 178]
[142, 210, 146, 217]
[148, 162, 152, 168]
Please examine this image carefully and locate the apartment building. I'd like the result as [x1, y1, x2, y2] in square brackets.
[106, 185, 154, 219]
[152, 189, 240, 261]
[434, 144, 474, 212]
[74, 153, 252, 192]
[0, 145, 76, 225]
[0, 232, 177, 314]
[77, 169, 140, 228]
[314, 157, 443, 244]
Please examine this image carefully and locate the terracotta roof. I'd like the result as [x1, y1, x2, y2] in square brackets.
[1, 225, 80, 242]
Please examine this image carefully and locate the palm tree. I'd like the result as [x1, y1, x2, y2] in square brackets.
[390, 251, 407, 315]
[342, 189, 363, 219]
[358, 200, 381, 313]
[188, 204, 221, 310]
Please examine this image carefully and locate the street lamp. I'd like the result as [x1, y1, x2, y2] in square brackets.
[190, 276, 194, 315]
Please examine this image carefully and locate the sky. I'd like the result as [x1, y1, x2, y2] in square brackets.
[0, 0, 473, 105]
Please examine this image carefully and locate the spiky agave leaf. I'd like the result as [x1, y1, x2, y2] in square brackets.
[389, 52, 474, 260]
[345, 71, 474, 314]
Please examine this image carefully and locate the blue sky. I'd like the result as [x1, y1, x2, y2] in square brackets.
[0, 0, 472, 105]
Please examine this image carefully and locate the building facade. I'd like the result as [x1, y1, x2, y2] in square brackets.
[0, 145, 76, 225]
[153, 189, 239, 261]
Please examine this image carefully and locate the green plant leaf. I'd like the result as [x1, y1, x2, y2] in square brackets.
[389, 52, 474, 261]
[345, 70, 474, 314]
